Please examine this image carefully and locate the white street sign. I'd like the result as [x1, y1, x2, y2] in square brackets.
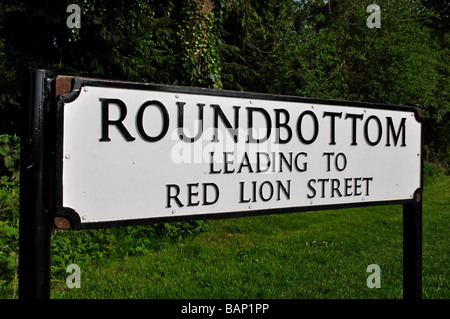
[57, 80, 421, 228]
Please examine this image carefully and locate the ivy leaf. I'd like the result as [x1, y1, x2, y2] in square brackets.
[4, 155, 14, 169]
[0, 145, 10, 156]
[0, 221, 18, 238]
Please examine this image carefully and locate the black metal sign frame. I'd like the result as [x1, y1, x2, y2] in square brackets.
[19, 69, 422, 300]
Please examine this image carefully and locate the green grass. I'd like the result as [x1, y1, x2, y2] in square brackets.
[422, 175, 449, 298]
[52, 176, 449, 299]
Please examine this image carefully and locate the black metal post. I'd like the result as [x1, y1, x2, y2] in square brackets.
[403, 191, 422, 300]
[19, 69, 54, 299]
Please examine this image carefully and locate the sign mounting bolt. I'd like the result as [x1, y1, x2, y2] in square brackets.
[65, 154, 70, 159]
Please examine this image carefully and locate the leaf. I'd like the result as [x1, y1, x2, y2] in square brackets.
[1, 222, 19, 238]
[4, 155, 14, 169]
[0, 145, 10, 156]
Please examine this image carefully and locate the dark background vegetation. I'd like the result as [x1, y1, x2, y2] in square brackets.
[1, 0, 448, 167]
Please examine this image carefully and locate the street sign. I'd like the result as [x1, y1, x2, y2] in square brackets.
[20, 70, 423, 299]
[55, 78, 422, 229]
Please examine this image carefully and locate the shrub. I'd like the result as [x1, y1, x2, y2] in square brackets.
[423, 161, 447, 186]
[0, 176, 19, 298]
[0, 134, 20, 298]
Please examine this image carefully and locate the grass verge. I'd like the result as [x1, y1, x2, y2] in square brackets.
[51, 176, 449, 299]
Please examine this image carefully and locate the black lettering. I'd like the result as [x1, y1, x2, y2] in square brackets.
[251, 181, 257, 202]
[209, 152, 222, 174]
[187, 183, 200, 206]
[386, 117, 406, 147]
[335, 153, 347, 171]
[307, 179, 316, 199]
[211, 104, 240, 142]
[294, 152, 308, 172]
[166, 184, 184, 208]
[279, 152, 293, 172]
[237, 152, 253, 173]
[331, 179, 342, 197]
[203, 183, 219, 205]
[256, 152, 270, 173]
[354, 177, 362, 196]
[344, 178, 353, 196]
[364, 115, 382, 146]
[345, 113, 364, 145]
[297, 110, 319, 144]
[239, 181, 257, 203]
[274, 109, 292, 144]
[224, 152, 235, 174]
[323, 152, 334, 171]
[259, 181, 274, 202]
[136, 100, 169, 142]
[239, 182, 250, 203]
[247, 107, 272, 143]
[99, 98, 135, 142]
[363, 177, 373, 196]
[276, 180, 291, 200]
[318, 178, 329, 198]
[323, 111, 342, 145]
[177, 102, 204, 142]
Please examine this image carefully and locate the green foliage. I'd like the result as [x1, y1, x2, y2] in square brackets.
[423, 161, 448, 185]
[0, 134, 20, 297]
[0, 134, 20, 181]
[0, 176, 19, 298]
[0, 1, 448, 161]
[178, 0, 223, 88]
[50, 221, 208, 279]
[217, 0, 448, 164]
